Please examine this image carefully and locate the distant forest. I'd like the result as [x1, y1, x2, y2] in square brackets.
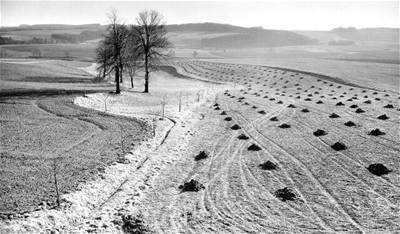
[0, 30, 104, 45]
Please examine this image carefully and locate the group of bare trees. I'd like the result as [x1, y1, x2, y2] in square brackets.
[96, 9, 172, 93]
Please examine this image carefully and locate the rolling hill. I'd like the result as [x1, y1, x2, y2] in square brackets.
[1, 23, 318, 49]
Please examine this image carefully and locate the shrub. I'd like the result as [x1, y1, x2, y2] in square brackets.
[301, 108, 310, 113]
[316, 100, 323, 104]
[121, 214, 150, 234]
[288, 104, 296, 108]
[258, 110, 266, 114]
[220, 111, 227, 115]
[336, 102, 345, 106]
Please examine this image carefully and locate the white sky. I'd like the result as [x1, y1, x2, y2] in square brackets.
[1, 1, 399, 30]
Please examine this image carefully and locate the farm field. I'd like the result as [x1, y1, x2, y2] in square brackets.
[0, 59, 152, 218]
[136, 61, 400, 232]
[2, 58, 398, 232]
[205, 43, 399, 92]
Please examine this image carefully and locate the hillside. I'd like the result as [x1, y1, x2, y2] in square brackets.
[331, 27, 399, 42]
[1, 23, 318, 49]
[295, 27, 399, 44]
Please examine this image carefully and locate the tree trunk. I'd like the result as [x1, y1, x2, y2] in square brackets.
[144, 56, 149, 93]
[130, 76, 134, 89]
[119, 63, 123, 83]
[102, 65, 106, 79]
[115, 65, 120, 94]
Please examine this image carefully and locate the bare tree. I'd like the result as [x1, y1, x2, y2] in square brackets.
[124, 29, 141, 88]
[132, 10, 172, 93]
[95, 39, 113, 79]
[106, 9, 127, 94]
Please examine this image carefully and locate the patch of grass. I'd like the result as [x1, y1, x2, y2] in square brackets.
[121, 213, 150, 234]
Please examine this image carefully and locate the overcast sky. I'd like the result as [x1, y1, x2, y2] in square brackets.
[1, 1, 399, 30]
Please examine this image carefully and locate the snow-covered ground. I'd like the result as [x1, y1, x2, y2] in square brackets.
[0, 70, 231, 233]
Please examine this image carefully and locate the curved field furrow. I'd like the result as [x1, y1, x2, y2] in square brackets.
[290, 118, 400, 191]
[238, 148, 330, 232]
[224, 104, 366, 232]
[168, 60, 399, 232]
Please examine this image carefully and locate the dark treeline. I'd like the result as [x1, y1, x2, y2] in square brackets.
[0, 30, 104, 45]
[96, 9, 172, 94]
[0, 36, 51, 45]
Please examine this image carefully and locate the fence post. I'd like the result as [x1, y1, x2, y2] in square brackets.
[178, 91, 182, 112]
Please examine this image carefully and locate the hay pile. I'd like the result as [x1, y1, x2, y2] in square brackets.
[195, 151, 209, 161]
[313, 129, 327, 136]
[238, 134, 249, 140]
[270, 116, 278, 121]
[275, 187, 297, 201]
[377, 114, 389, 120]
[350, 104, 358, 109]
[344, 121, 356, 127]
[329, 113, 340, 118]
[331, 142, 347, 151]
[248, 144, 261, 151]
[278, 123, 291, 129]
[179, 179, 205, 192]
[368, 129, 385, 136]
[384, 104, 394, 109]
[355, 108, 365, 113]
[259, 161, 278, 170]
[224, 117, 232, 121]
[231, 124, 241, 130]
[366, 163, 391, 176]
